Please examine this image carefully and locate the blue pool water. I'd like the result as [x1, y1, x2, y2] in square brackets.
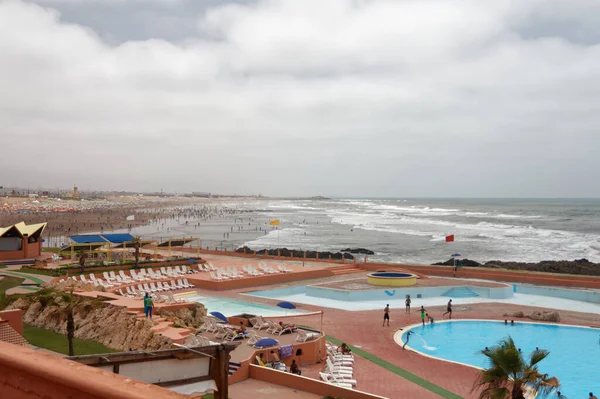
[186, 294, 305, 317]
[402, 320, 600, 398]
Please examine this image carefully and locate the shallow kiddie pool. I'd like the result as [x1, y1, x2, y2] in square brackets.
[397, 320, 600, 398]
[367, 272, 417, 287]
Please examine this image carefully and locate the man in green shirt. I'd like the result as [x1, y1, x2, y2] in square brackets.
[144, 293, 153, 319]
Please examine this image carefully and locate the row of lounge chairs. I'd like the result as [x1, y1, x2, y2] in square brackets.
[250, 316, 320, 342]
[117, 279, 194, 297]
[208, 263, 293, 281]
[71, 266, 197, 291]
[320, 342, 357, 389]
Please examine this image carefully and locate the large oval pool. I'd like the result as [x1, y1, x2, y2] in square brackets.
[399, 320, 600, 398]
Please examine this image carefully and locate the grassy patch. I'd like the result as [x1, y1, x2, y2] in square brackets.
[23, 324, 117, 356]
[42, 247, 62, 253]
[325, 335, 463, 399]
[13, 267, 63, 277]
[0, 270, 46, 285]
[0, 276, 25, 299]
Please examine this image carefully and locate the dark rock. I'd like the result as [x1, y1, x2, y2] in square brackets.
[236, 247, 353, 260]
[432, 257, 600, 277]
[432, 258, 481, 267]
[483, 259, 600, 276]
[341, 248, 375, 255]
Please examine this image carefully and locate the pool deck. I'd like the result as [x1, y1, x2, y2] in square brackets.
[29, 252, 600, 398]
[187, 272, 600, 399]
[316, 276, 507, 290]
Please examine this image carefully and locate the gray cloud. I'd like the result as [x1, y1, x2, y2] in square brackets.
[1, 0, 600, 197]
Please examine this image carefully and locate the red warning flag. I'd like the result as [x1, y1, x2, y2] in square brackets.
[445, 235, 455, 242]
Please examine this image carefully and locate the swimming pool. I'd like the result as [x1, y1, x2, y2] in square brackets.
[185, 294, 305, 317]
[398, 320, 600, 398]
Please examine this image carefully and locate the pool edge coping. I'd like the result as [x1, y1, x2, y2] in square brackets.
[395, 318, 600, 372]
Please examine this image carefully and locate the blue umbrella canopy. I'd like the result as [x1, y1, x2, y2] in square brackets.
[187, 259, 196, 263]
[254, 338, 278, 348]
[209, 311, 228, 323]
[277, 301, 296, 310]
[451, 253, 461, 257]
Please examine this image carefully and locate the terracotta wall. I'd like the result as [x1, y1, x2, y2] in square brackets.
[0, 342, 187, 399]
[391, 264, 600, 289]
[229, 334, 326, 384]
[0, 249, 25, 261]
[187, 269, 333, 290]
[249, 364, 387, 399]
[0, 309, 23, 335]
[0, 239, 41, 261]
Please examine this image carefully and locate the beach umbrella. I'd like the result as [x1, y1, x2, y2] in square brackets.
[451, 253, 461, 257]
[276, 301, 296, 310]
[209, 311, 228, 323]
[187, 259, 196, 263]
[254, 338, 278, 348]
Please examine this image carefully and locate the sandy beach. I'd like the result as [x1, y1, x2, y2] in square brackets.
[0, 195, 268, 248]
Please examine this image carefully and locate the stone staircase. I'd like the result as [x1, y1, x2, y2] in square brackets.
[131, 312, 192, 344]
[441, 287, 479, 298]
[228, 361, 241, 377]
[328, 265, 363, 276]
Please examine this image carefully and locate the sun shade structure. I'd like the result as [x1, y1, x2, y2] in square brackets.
[69, 235, 107, 244]
[101, 234, 134, 244]
[157, 238, 197, 247]
[113, 239, 154, 249]
[0, 222, 47, 260]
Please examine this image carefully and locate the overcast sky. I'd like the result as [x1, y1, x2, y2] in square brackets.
[1, 0, 600, 197]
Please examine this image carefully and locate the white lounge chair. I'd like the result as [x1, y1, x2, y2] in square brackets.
[319, 372, 356, 388]
[176, 280, 186, 289]
[215, 325, 230, 339]
[103, 272, 114, 282]
[119, 270, 133, 282]
[142, 283, 154, 293]
[170, 280, 179, 290]
[150, 282, 163, 292]
[250, 316, 269, 330]
[328, 355, 353, 366]
[109, 271, 118, 281]
[296, 329, 320, 343]
[326, 358, 353, 373]
[209, 272, 222, 281]
[183, 278, 194, 288]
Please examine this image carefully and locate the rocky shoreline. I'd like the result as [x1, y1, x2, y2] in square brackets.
[236, 247, 354, 260]
[433, 258, 600, 276]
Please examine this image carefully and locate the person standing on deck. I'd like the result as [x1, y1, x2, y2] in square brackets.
[443, 299, 453, 319]
[383, 304, 390, 327]
[405, 295, 411, 314]
[144, 293, 154, 320]
[420, 306, 426, 325]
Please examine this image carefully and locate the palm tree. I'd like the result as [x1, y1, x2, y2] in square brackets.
[59, 287, 78, 356]
[132, 236, 142, 267]
[474, 337, 559, 399]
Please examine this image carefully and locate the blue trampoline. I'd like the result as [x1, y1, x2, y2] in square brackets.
[102, 234, 134, 244]
[69, 235, 107, 244]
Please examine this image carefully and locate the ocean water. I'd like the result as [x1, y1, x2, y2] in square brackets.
[242, 198, 600, 264]
[84, 198, 600, 264]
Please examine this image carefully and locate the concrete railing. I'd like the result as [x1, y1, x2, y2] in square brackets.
[249, 364, 388, 399]
[0, 342, 186, 399]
